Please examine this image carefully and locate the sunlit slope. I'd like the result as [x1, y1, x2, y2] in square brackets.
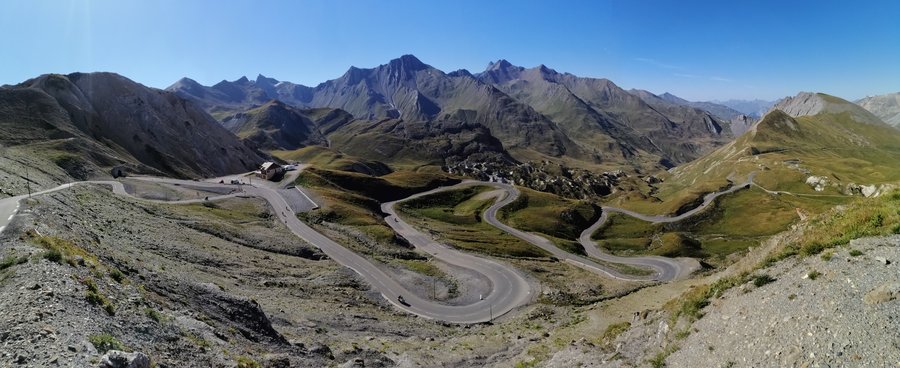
[615, 93, 900, 214]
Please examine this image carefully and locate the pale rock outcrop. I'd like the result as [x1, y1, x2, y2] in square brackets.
[805, 175, 828, 191]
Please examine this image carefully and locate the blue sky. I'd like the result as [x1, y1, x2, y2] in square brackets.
[2, 0, 899, 101]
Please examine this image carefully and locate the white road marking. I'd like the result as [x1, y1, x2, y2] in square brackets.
[0, 226, 5, 234]
[7, 215, 12, 221]
[295, 187, 319, 209]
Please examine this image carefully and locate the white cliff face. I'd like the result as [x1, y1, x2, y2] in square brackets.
[773, 92, 825, 118]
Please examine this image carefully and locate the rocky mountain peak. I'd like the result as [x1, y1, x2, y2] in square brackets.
[235, 76, 251, 85]
[256, 74, 279, 86]
[487, 59, 514, 72]
[448, 69, 473, 78]
[537, 64, 557, 75]
[772, 92, 885, 125]
[387, 54, 429, 72]
[771, 92, 823, 117]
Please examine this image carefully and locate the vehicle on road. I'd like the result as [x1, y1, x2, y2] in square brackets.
[397, 295, 409, 306]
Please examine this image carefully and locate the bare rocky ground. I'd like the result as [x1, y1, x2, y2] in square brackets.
[667, 235, 899, 367]
[536, 233, 900, 368]
[0, 183, 649, 367]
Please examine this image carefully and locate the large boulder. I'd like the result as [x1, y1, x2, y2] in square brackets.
[99, 350, 150, 368]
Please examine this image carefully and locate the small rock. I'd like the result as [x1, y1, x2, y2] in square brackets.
[874, 256, 890, 265]
[67, 345, 78, 353]
[863, 282, 900, 304]
[99, 350, 150, 368]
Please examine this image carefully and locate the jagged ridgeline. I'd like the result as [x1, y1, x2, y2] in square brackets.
[167, 55, 736, 177]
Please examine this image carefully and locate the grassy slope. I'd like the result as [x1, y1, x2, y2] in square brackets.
[295, 164, 461, 258]
[613, 110, 900, 215]
[498, 187, 600, 254]
[590, 107, 900, 262]
[595, 186, 854, 262]
[398, 186, 550, 258]
[270, 146, 392, 176]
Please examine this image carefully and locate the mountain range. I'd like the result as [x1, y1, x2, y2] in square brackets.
[167, 55, 739, 171]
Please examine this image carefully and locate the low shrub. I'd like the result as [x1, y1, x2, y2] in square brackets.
[752, 274, 776, 287]
[88, 333, 125, 354]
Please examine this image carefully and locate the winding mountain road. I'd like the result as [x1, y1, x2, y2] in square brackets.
[0, 177, 532, 324]
[385, 181, 674, 282]
[0, 171, 755, 324]
[578, 173, 755, 273]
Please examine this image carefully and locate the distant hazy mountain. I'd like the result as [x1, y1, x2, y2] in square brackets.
[647, 92, 747, 121]
[855, 92, 900, 128]
[168, 74, 312, 112]
[1, 72, 264, 180]
[169, 55, 738, 169]
[630, 90, 757, 137]
[711, 99, 775, 118]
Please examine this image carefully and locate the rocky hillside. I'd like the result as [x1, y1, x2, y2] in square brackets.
[220, 100, 328, 151]
[856, 92, 900, 128]
[1, 73, 264, 185]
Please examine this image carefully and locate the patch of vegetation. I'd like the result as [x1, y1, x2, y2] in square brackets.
[807, 270, 821, 280]
[83, 277, 115, 316]
[398, 186, 549, 258]
[599, 322, 631, 344]
[145, 308, 163, 323]
[109, 268, 125, 284]
[183, 330, 210, 349]
[849, 249, 863, 257]
[236, 356, 261, 368]
[43, 249, 64, 264]
[27, 231, 99, 267]
[89, 333, 125, 354]
[296, 167, 458, 202]
[752, 274, 776, 287]
[270, 146, 392, 176]
[180, 197, 271, 224]
[820, 251, 833, 261]
[668, 273, 749, 322]
[648, 344, 679, 368]
[499, 187, 600, 240]
[798, 190, 899, 256]
[0, 254, 28, 271]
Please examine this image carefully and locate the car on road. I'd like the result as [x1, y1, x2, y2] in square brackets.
[397, 295, 409, 306]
